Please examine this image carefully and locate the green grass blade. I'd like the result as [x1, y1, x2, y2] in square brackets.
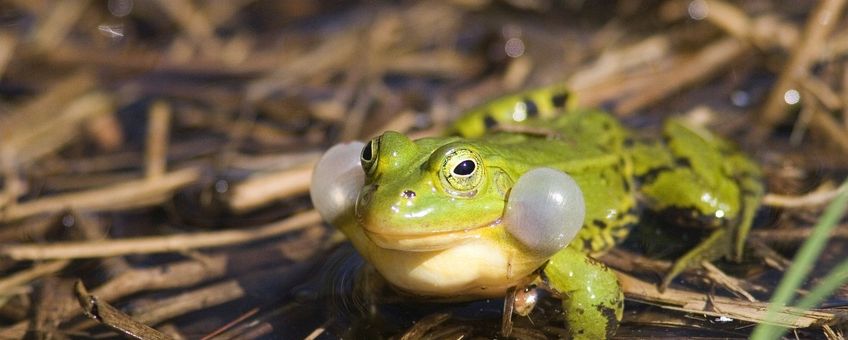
[750, 180, 848, 340]
[794, 256, 848, 310]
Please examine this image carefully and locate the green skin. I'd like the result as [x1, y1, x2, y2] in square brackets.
[328, 85, 762, 339]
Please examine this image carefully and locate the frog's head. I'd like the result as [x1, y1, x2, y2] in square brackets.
[354, 131, 508, 251]
[311, 131, 586, 257]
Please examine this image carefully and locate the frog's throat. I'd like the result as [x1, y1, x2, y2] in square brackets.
[361, 219, 501, 252]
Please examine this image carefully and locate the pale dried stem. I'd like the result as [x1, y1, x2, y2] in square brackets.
[387, 50, 482, 79]
[0, 260, 70, 298]
[0, 71, 96, 144]
[154, 0, 222, 57]
[246, 30, 360, 102]
[618, 271, 834, 328]
[502, 56, 533, 91]
[229, 151, 322, 172]
[32, 277, 75, 339]
[800, 76, 843, 111]
[372, 110, 418, 138]
[843, 63, 848, 130]
[340, 84, 378, 141]
[756, 0, 847, 135]
[751, 224, 848, 242]
[810, 105, 848, 154]
[11, 92, 115, 165]
[227, 164, 314, 212]
[764, 183, 846, 208]
[702, 1, 752, 42]
[568, 34, 671, 91]
[0, 167, 201, 223]
[0, 210, 320, 260]
[789, 89, 817, 146]
[33, 0, 90, 51]
[0, 33, 16, 80]
[75, 281, 174, 340]
[146, 101, 172, 179]
[701, 261, 757, 302]
[615, 37, 746, 115]
[575, 36, 744, 112]
[0, 235, 316, 338]
[131, 280, 246, 326]
[702, 0, 800, 51]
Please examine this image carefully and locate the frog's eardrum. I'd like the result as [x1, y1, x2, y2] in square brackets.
[504, 168, 585, 256]
[310, 141, 366, 223]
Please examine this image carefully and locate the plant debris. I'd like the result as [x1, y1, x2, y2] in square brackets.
[1, 1, 848, 339]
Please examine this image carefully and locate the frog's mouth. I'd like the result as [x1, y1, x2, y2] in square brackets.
[361, 219, 501, 252]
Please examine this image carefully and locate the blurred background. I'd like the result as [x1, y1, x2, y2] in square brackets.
[0, 0, 847, 339]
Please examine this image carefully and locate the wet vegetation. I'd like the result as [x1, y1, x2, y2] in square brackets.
[0, 1, 847, 339]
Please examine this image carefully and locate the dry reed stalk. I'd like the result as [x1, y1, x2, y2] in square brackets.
[0, 167, 201, 223]
[0, 210, 320, 260]
[756, 0, 847, 137]
[146, 101, 173, 179]
[75, 281, 174, 340]
[764, 183, 846, 208]
[618, 271, 834, 328]
[33, 0, 91, 51]
[751, 224, 848, 243]
[0, 71, 96, 144]
[0, 260, 69, 298]
[227, 164, 314, 213]
[0, 33, 16, 80]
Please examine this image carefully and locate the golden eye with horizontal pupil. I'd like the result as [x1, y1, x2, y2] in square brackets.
[441, 148, 484, 194]
[360, 139, 378, 174]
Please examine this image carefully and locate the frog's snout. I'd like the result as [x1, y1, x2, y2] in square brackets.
[401, 190, 416, 199]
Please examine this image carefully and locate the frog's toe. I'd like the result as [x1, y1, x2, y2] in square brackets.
[310, 141, 366, 223]
[660, 228, 732, 291]
[504, 167, 585, 257]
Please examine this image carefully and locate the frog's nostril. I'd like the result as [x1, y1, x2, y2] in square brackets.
[401, 190, 416, 199]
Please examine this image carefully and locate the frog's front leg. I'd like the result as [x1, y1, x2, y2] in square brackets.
[502, 167, 621, 338]
[544, 246, 623, 340]
[630, 119, 763, 290]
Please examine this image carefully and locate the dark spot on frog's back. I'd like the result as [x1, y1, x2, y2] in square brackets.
[551, 92, 568, 108]
[635, 165, 672, 186]
[593, 219, 608, 229]
[582, 238, 594, 252]
[484, 114, 498, 129]
[522, 98, 539, 117]
[401, 190, 416, 199]
[674, 157, 692, 168]
[597, 305, 619, 338]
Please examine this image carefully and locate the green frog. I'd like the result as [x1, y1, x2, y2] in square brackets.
[309, 85, 763, 339]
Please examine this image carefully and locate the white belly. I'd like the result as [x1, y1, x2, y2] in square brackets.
[345, 225, 546, 298]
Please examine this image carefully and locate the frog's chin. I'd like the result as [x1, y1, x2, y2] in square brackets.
[361, 220, 498, 252]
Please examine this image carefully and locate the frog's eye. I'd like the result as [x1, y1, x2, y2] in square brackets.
[452, 159, 476, 177]
[504, 168, 585, 257]
[360, 139, 378, 174]
[441, 148, 484, 195]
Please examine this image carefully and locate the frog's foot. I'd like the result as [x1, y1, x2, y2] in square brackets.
[660, 228, 732, 291]
[501, 282, 540, 337]
[544, 247, 623, 340]
[503, 167, 585, 257]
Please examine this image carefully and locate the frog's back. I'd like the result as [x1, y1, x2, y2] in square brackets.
[450, 87, 639, 255]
